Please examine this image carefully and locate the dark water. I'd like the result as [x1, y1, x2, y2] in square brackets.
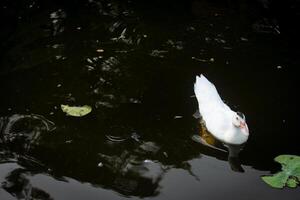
[1, 0, 300, 199]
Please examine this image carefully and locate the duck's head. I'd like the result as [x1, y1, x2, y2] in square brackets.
[232, 112, 249, 136]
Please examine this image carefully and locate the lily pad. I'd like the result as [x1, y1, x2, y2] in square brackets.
[262, 155, 300, 188]
[61, 105, 92, 117]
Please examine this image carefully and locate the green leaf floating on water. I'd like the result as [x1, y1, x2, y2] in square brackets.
[262, 155, 300, 188]
[61, 105, 92, 117]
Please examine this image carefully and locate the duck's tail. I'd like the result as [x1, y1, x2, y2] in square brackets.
[194, 74, 224, 112]
[194, 74, 214, 101]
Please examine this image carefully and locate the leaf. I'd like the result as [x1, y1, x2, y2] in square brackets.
[275, 155, 300, 178]
[262, 155, 300, 188]
[61, 105, 92, 117]
[262, 172, 289, 188]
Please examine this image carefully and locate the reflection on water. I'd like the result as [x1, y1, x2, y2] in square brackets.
[1, 0, 300, 199]
[1, 162, 52, 200]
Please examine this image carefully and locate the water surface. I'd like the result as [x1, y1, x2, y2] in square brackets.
[1, 1, 300, 199]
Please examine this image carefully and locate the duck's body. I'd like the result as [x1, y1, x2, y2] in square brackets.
[194, 75, 249, 145]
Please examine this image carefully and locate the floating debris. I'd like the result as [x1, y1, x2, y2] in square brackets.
[163, 152, 168, 158]
[131, 132, 141, 142]
[61, 105, 92, 117]
[86, 65, 95, 71]
[95, 101, 114, 108]
[191, 57, 209, 62]
[205, 37, 211, 42]
[166, 40, 183, 50]
[98, 162, 104, 167]
[240, 37, 249, 42]
[101, 57, 119, 72]
[96, 49, 104, 53]
[174, 116, 183, 119]
[55, 55, 62, 60]
[103, 94, 115, 100]
[52, 44, 63, 49]
[214, 38, 226, 44]
[87, 58, 93, 64]
[149, 50, 168, 58]
[186, 26, 195, 31]
[223, 47, 232, 50]
[129, 98, 141, 104]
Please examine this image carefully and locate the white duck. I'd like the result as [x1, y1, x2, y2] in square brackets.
[194, 74, 249, 145]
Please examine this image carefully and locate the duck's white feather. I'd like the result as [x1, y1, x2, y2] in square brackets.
[194, 75, 248, 145]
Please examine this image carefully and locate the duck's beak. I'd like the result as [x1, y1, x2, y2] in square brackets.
[240, 122, 249, 133]
[239, 122, 246, 128]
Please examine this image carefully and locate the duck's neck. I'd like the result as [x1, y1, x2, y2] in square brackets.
[224, 125, 248, 145]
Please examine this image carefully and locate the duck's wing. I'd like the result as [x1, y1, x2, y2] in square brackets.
[203, 106, 233, 141]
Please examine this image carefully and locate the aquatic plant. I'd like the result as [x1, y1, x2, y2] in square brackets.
[262, 155, 300, 188]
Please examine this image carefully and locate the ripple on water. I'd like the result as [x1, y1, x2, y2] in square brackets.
[0, 114, 56, 151]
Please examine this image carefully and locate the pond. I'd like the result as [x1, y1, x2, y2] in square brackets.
[1, 0, 299, 199]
